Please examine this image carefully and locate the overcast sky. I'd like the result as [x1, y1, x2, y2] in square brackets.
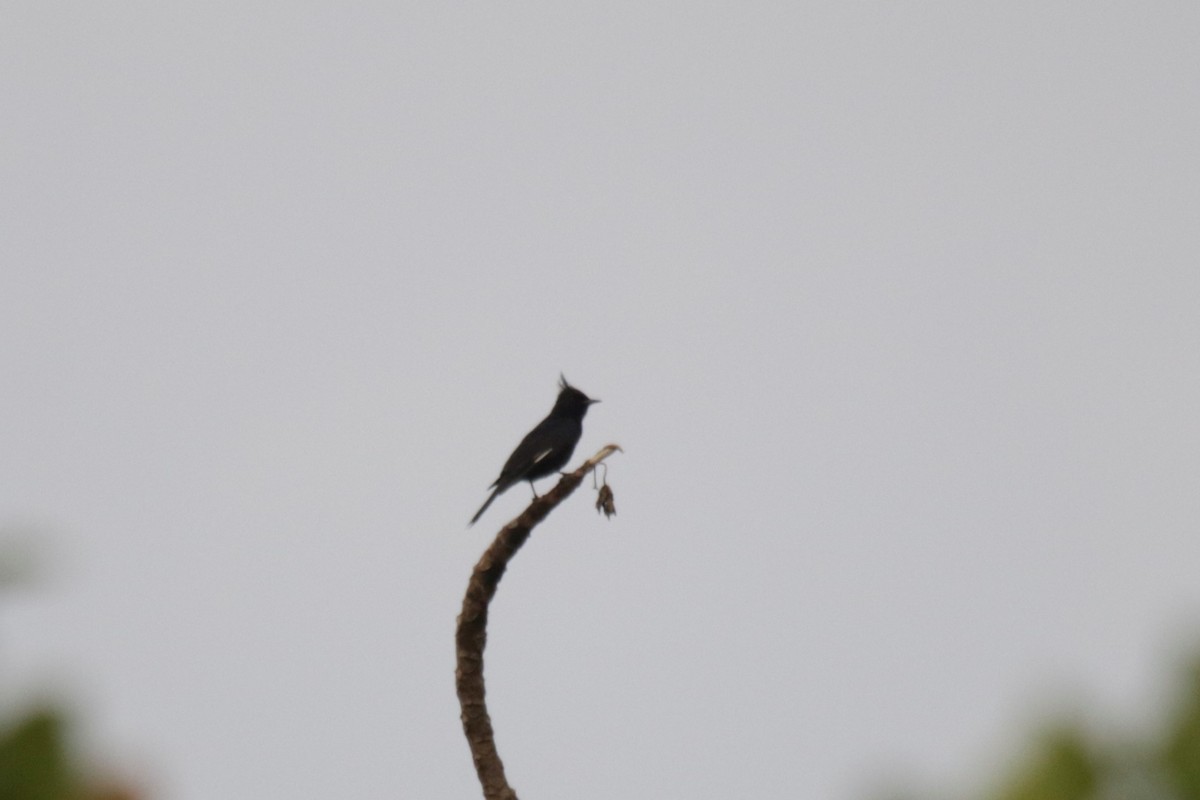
[3, 4, 1199, 799]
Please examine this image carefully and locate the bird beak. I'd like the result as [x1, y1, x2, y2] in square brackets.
[588, 398, 601, 405]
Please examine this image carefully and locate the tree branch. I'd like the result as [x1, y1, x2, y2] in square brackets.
[455, 444, 622, 800]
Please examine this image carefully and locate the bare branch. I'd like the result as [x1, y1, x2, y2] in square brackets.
[454, 444, 622, 800]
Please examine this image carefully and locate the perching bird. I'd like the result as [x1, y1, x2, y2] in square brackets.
[469, 375, 599, 526]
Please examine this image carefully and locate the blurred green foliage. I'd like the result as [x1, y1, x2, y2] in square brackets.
[0, 709, 79, 800]
[989, 725, 1098, 800]
[892, 653, 1200, 800]
[1161, 660, 1200, 800]
[0, 706, 134, 800]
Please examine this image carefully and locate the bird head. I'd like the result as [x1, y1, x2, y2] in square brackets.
[555, 374, 599, 416]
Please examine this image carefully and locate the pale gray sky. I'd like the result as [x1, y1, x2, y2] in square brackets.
[3, 4, 1199, 799]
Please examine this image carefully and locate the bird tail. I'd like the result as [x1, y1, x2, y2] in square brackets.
[469, 486, 501, 526]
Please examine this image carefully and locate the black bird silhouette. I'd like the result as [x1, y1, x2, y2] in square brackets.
[470, 375, 599, 526]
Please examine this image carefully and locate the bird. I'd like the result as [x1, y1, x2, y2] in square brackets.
[469, 375, 600, 526]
